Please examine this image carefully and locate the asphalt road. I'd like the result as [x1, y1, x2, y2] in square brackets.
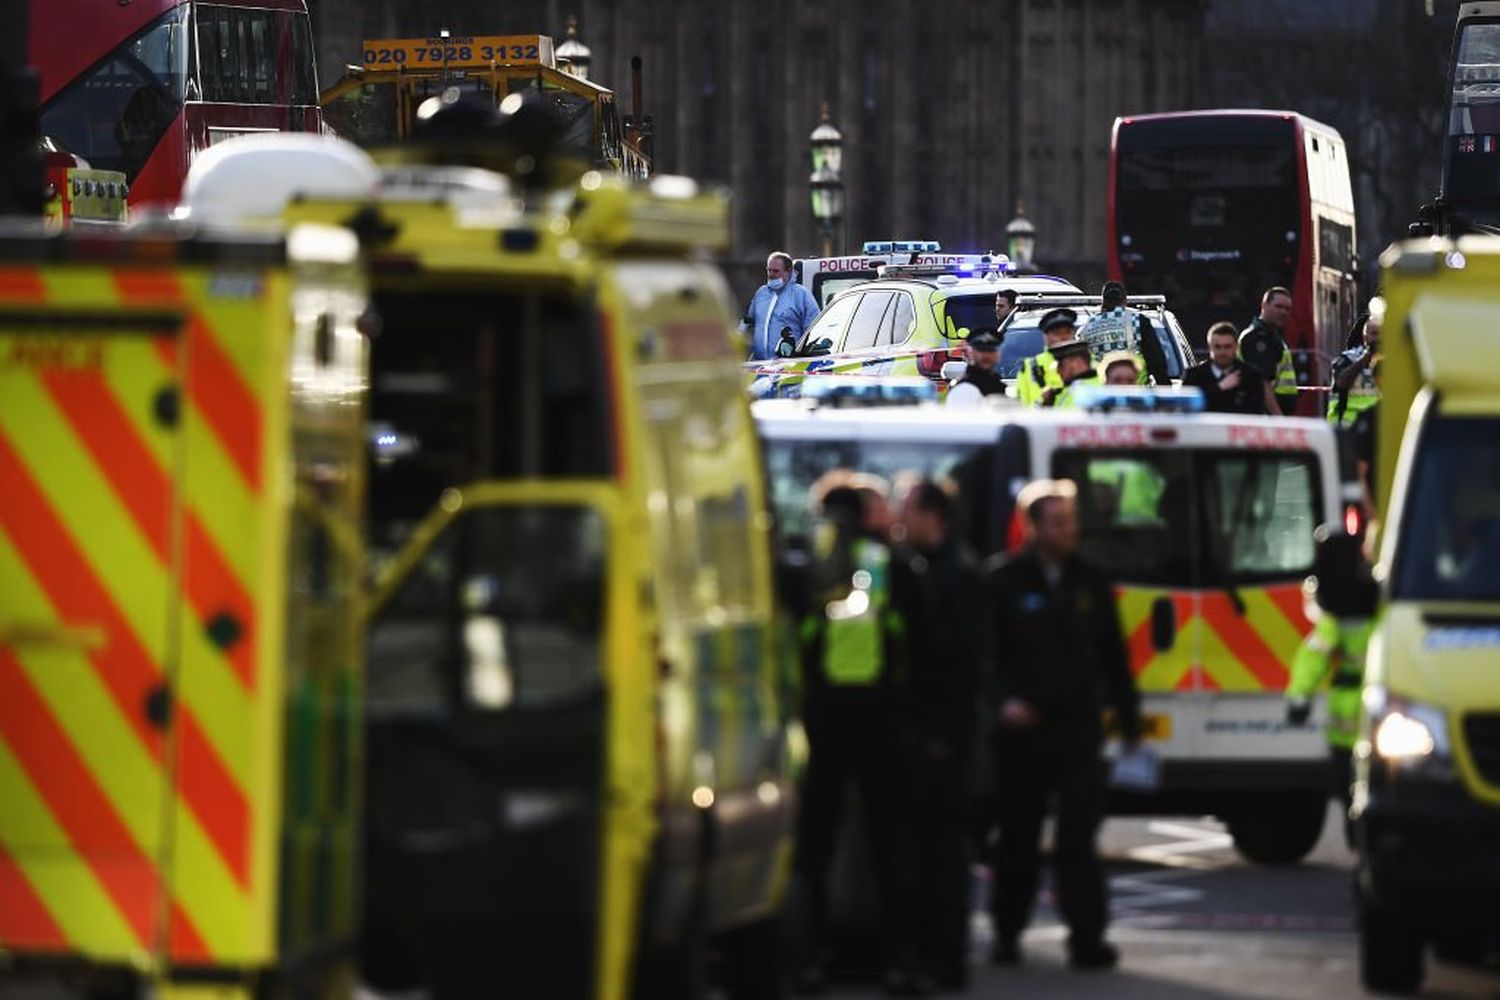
[814, 803, 1500, 999]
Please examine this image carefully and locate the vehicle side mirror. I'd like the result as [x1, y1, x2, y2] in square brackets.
[940, 360, 967, 381]
[1150, 596, 1177, 652]
[804, 337, 833, 357]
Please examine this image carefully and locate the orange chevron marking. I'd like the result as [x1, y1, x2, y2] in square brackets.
[0, 841, 67, 951]
[0, 270, 46, 304]
[41, 365, 258, 691]
[0, 650, 159, 950]
[0, 433, 251, 890]
[155, 316, 262, 494]
[1200, 593, 1289, 690]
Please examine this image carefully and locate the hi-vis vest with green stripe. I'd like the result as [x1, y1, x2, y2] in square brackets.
[814, 538, 902, 686]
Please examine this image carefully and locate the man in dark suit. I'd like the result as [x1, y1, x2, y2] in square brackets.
[1183, 322, 1278, 415]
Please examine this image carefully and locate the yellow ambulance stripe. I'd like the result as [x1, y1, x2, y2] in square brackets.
[0, 532, 251, 957]
[1197, 625, 1266, 692]
[0, 377, 253, 787]
[192, 293, 274, 404]
[0, 739, 141, 958]
[41, 270, 119, 308]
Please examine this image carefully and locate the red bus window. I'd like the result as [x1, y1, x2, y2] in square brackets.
[38, 7, 189, 180]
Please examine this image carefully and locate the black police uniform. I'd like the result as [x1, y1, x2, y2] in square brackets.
[893, 535, 986, 988]
[986, 548, 1140, 961]
[794, 516, 911, 984]
[955, 330, 1006, 397]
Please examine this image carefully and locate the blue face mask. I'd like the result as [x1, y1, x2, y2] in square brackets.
[766, 277, 786, 291]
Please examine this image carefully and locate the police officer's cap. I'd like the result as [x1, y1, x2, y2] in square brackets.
[1050, 339, 1092, 363]
[1039, 307, 1078, 333]
[968, 329, 1001, 349]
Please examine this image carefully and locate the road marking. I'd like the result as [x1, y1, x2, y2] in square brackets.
[1124, 819, 1233, 869]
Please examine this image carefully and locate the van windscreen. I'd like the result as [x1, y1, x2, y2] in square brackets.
[1393, 416, 1500, 602]
[367, 288, 611, 559]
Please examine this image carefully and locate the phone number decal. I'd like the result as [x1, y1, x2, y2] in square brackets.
[362, 36, 549, 70]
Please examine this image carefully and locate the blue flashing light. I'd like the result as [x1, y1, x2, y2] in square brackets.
[376, 433, 399, 447]
[1071, 385, 1206, 414]
[797, 377, 939, 405]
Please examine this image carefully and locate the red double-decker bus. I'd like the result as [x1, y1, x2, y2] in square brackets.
[30, 0, 322, 210]
[1108, 110, 1358, 399]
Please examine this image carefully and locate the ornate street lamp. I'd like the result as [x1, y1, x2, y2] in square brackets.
[1006, 201, 1037, 272]
[556, 15, 592, 80]
[809, 104, 844, 257]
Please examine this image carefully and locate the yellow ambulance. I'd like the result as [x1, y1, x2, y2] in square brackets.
[0, 197, 369, 992]
[297, 158, 795, 996]
[1350, 235, 1500, 993]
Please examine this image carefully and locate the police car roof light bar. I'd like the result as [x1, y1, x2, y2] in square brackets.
[1012, 294, 1168, 309]
[876, 260, 1014, 279]
[797, 377, 939, 406]
[863, 239, 942, 254]
[1072, 385, 1206, 415]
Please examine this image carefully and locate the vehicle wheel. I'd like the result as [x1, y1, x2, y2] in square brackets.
[1226, 792, 1326, 865]
[1359, 895, 1424, 994]
[719, 911, 789, 1000]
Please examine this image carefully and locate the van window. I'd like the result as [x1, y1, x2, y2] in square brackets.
[366, 289, 612, 559]
[1055, 451, 1196, 584]
[366, 505, 606, 716]
[1394, 416, 1500, 602]
[762, 436, 992, 547]
[1204, 454, 1319, 582]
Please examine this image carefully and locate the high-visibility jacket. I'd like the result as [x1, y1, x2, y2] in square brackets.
[1240, 318, 1298, 412]
[1327, 367, 1380, 426]
[1288, 613, 1374, 750]
[801, 537, 904, 686]
[1017, 350, 1062, 406]
[1087, 460, 1166, 523]
[1078, 306, 1167, 384]
[1050, 372, 1101, 409]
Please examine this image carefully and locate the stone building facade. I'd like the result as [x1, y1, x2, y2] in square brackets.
[309, 0, 1206, 293]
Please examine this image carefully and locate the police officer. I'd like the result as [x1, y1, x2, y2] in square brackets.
[894, 479, 985, 991]
[994, 287, 1019, 331]
[1077, 281, 1171, 385]
[1286, 526, 1378, 830]
[1041, 339, 1099, 409]
[1018, 308, 1078, 406]
[987, 479, 1139, 971]
[794, 473, 913, 993]
[1328, 296, 1382, 426]
[1239, 286, 1299, 415]
[946, 328, 1006, 406]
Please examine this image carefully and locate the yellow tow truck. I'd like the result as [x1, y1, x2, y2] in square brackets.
[287, 106, 793, 999]
[1346, 235, 1500, 993]
[320, 28, 652, 179]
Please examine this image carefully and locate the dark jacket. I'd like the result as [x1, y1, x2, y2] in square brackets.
[987, 549, 1140, 742]
[894, 539, 985, 746]
[1182, 359, 1268, 415]
[954, 364, 1006, 397]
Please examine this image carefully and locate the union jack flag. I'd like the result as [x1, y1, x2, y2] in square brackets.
[1460, 135, 1477, 153]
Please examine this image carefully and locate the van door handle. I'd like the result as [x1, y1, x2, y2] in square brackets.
[0, 621, 107, 651]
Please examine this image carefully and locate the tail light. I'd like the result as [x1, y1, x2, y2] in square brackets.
[1344, 502, 1365, 539]
[915, 347, 967, 379]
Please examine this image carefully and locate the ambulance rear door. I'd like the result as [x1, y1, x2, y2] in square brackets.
[0, 299, 185, 964]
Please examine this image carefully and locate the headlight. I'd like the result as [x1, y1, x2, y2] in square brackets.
[1362, 687, 1453, 777]
[1374, 711, 1436, 759]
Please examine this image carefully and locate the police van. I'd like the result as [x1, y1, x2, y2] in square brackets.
[755, 388, 1362, 863]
